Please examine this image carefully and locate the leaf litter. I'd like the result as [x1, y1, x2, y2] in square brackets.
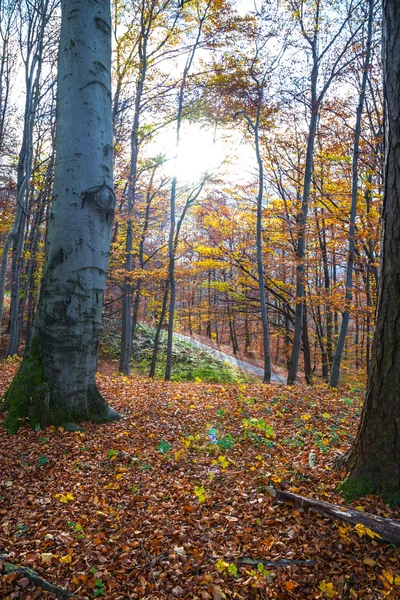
[0, 359, 399, 599]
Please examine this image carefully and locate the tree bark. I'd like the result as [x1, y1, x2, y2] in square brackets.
[339, 0, 400, 504]
[2, 0, 120, 433]
[268, 488, 400, 545]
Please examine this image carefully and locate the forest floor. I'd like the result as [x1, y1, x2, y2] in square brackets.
[1, 358, 400, 599]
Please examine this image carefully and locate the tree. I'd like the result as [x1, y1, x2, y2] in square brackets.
[339, 0, 400, 504]
[329, 0, 374, 387]
[165, 0, 212, 381]
[5, 0, 57, 358]
[119, 0, 184, 375]
[286, 0, 364, 384]
[1, 0, 120, 433]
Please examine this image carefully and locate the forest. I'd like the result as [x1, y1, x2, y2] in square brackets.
[0, 0, 400, 598]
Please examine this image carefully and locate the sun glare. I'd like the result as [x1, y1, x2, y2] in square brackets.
[154, 125, 229, 183]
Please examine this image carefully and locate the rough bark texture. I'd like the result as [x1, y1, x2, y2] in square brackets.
[340, 0, 400, 504]
[268, 489, 400, 545]
[2, 0, 119, 433]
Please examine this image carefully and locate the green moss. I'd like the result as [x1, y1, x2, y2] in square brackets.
[3, 339, 46, 434]
[337, 476, 375, 502]
[338, 475, 400, 506]
[101, 322, 255, 384]
[1, 339, 120, 434]
[2, 339, 68, 434]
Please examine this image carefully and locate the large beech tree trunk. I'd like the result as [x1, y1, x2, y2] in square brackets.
[2, 0, 120, 433]
[340, 0, 400, 504]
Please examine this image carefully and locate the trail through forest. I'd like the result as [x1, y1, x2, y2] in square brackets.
[174, 333, 286, 383]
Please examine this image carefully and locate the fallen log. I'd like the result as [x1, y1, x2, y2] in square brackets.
[267, 488, 400, 545]
[237, 557, 315, 567]
[1, 560, 77, 599]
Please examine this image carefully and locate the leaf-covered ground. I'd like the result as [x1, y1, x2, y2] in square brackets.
[1, 358, 399, 599]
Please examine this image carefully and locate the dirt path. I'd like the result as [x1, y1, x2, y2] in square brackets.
[174, 333, 286, 383]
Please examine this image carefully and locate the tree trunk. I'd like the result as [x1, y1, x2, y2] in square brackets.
[339, 0, 400, 504]
[287, 98, 318, 384]
[302, 301, 313, 384]
[329, 0, 373, 388]
[150, 280, 169, 378]
[165, 1, 211, 380]
[254, 101, 271, 383]
[2, 0, 120, 434]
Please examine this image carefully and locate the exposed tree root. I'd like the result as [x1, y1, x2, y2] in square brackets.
[1, 558, 77, 599]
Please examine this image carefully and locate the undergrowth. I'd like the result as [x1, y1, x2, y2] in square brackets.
[101, 322, 254, 384]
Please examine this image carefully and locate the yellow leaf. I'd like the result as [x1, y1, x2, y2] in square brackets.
[319, 580, 337, 597]
[215, 559, 229, 572]
[115, 473, 123, 480]
[366, 527, 381, 540]
[301, 413, 311, 421]
[322, 413, 331, 419]
[41, 553, 57, 563]
[363, 558, 376, 567]
[354, 523, 381, 539]
[59, 493, 74, 503]
[382, 570, 394, 585]
[59, 555, 72, 564]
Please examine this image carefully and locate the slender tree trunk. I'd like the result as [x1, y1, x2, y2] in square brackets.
[15, 153, 54, 352]
[150, 280, 169, 378]
[5, 0, 49, 357]
[119, 3, 152, 375]
[2, 0, 120, 433]
[302, 301, 313, 384]
[165, 1, 211, 380]
[254, 106, 271, 383]
[287, 95, 319, 384]
[330, 0, 373, 387]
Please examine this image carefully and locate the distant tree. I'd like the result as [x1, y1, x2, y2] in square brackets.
[165, 0, 213, 381]
[286, 0, 365, 384]
[2, 0, 120, 433]
[329, 0, 374, 387]
[4, 0, 57, 357]
[339, 0, 400, 504]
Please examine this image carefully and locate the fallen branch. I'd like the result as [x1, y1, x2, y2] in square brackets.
[138, 552, 169, 571]
[267, 488, 400, 545]
[1, 560, 77, 599]
[237, 557, 315, 567]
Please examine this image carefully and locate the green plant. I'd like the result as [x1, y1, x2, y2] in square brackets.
[140, 463, 153, 471]
[157, 440, 171, 454]
[37, 454, 49, 467]
[215, 559, 238, 577]
[100, 322, 254, 384]
[94, 579, 105, 597]
[216, 434, 235, 450]
[107, 449, 117, 459]
[194, 485, 207, 503]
